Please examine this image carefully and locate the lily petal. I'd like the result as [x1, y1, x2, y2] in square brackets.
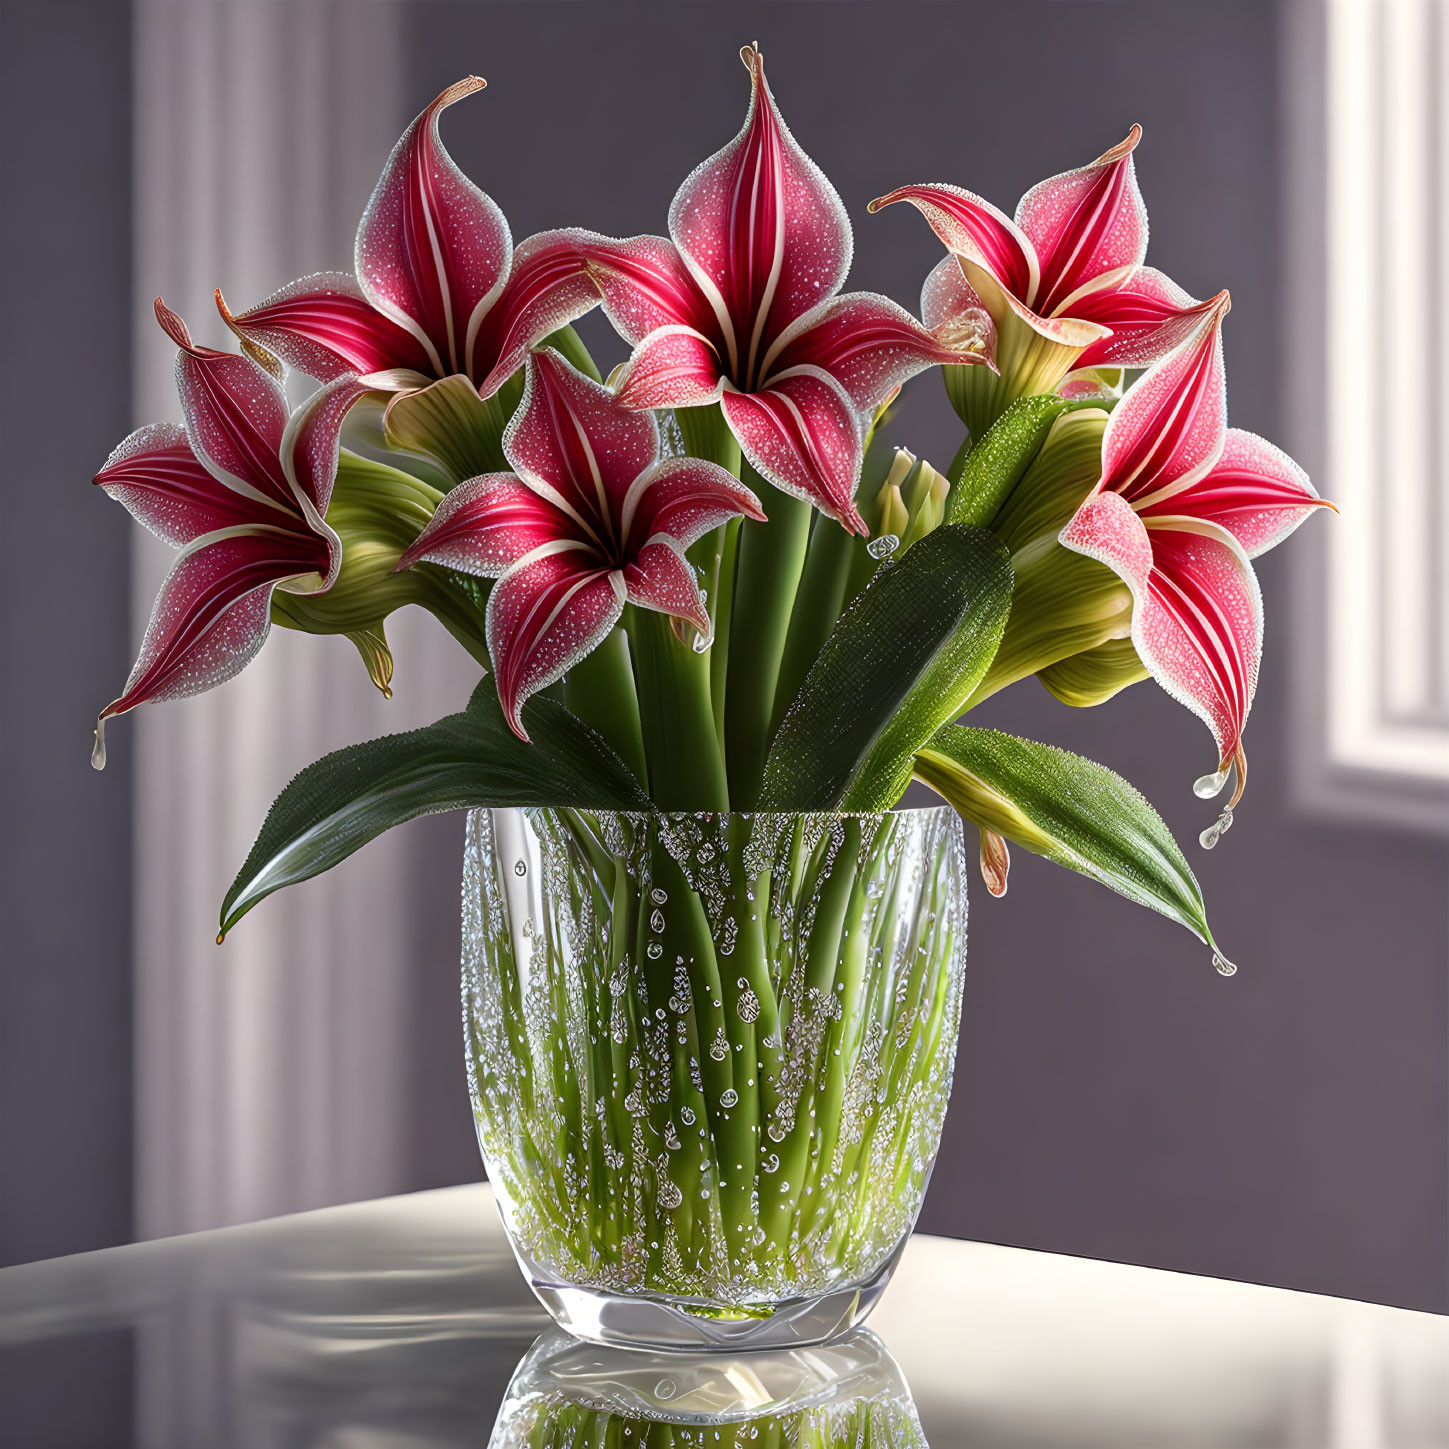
[280, 372, 372, 524]
[354, 76, 510, 378]
[669, 45, 852, 385]
[1100, 292, 1231, 503]
[486, 546, 626, 739]
[397, 472, 577, 575]
[216, 275, 432, 383]
[98, 527, 330, 729]
[624, 538, 712, 637]
[720, 367, 867, 534]
[868, 182, 1037, 303]
[568, 231, 716, 344]
[1016, 127, 1148, 317]
[612, 325, 726, 410]
[504, 350, 660, 542]
[95, 423, 262, 546]
[1138, 427, 1329, 557]
[766, 290, 994, 413]
[155, 299, 297, 516]
[1061, 491, 1261, 770]
[1068, 268, 1219, 372]
[620, 455, 765, 551]
[921, 254, 988, 332]
[470, 228, 605, 398]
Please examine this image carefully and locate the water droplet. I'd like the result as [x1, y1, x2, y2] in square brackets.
[762, 1152, 779, 1173]
[650, 887, 668, 905]
[1199, 806, 1234, 851]
[657, 1179, 683, 1209]
[646, 942, 663, 959]
[1213, 951, 1238, 977]
[680, 1105, 696, 1125]
[650, 908, 666, 933]
[709, 1027, 729, 1062]
[736, 979, 760, 1022]
[866, 533, 899, 560]
[513, 860, 527, 877]
[767, 1122, 787, 1143]
[1193, 768, 1230, 799]
[720, 1088, 739, 1108]
[655, 1378, 678, 1401]
[691, 631, 712, 654]
[90, 724, 107, 772]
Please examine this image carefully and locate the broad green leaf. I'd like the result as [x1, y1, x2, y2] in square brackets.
[220, 682, 651, 938]
[948, 396, 1106, 529]
[758, 524, 1012, 811]
[914, 725, 1227, 961]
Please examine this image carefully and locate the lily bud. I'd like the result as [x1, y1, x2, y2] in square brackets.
[899, 458, 951, 551]
[272, 451, 491, 690]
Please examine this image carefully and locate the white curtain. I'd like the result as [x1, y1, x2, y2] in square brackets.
[132, 0, 474, 1237]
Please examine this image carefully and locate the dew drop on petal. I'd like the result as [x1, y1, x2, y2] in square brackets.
[1193, 768, 1230, 800]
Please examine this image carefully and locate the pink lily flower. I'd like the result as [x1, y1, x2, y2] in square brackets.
[396, 350, 765, 738]
[217, 77, 598, 406]
[91, 300, 368, 766]
[560, 45, 994, 536]
[870, 127, 1214, 413]
[1058, 293, 1333, 823]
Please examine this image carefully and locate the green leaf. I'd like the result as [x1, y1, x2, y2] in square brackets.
[948, 395, 1106, 529]
[219, 682, 651, 938]
[913, 725, 1225, 958]
[383, 372, 523, 482]
[758, 524, 1013, 811]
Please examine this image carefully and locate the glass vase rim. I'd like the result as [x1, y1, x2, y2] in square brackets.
[479, 802, 956, 823]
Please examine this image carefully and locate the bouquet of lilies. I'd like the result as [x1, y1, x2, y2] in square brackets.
[93, 45, 1329, 972]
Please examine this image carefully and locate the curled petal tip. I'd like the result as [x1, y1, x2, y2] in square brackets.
[435, 75, 486, 108]
[740, 40, 763, 72]
[214, 287, 284, 378]
[153, 297, 194, 351]
[980, 829, 1011, 897]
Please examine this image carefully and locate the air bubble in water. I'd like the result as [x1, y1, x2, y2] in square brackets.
[866, 533, 899, 560]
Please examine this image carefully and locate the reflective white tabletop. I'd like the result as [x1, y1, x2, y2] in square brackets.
[1, 1183, 1445, 1447]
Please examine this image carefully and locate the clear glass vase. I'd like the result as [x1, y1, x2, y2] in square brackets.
[462, 806, 967, 1350]
[488, 1328, 926, 1449]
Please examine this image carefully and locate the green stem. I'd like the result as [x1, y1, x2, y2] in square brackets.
[625, 607, 730, 809]
[723, 471, 812, 809]
[770, 514, 856, 738]
[710, 517, 742, 749]
[563, 627, 648, 784]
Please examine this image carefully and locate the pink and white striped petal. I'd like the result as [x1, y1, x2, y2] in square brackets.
[1068, 268, 1219, 372]
[1060, 490, 1261, 770]
[486, 547, 626, 739]
[921, 254, 988, 333]
[504, 350, 661, 540]
[468, 229, 603, 398]
[280, 373, 372, 524]
[1100, 292, 1231, 503]
[868, 182, 1037, 304]
[1138, 427, 1329, 557]
[216, 275, 433, 383]
[95, 423, 263, 546]
[620, 456, 765, 551]
[97, 527, 330, 733]
[669, 45, 852, 384]
[720, 368, 867, 535]
[354, 77, 510, 378]
[612, 326, 726, 410]
[397, 473, 581, 577]
[156, 300, 298, 516]
[624, 538, 712, 637]
[566, 231, 714, 345]
[1016, 127, 1148, 318]
[765, 290, 994, 414]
